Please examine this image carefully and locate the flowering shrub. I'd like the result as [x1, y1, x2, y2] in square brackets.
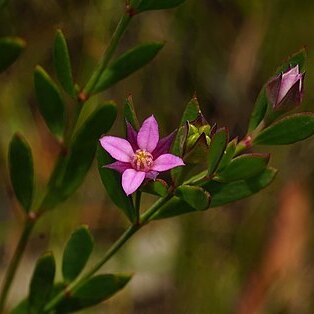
[1, 1, 314, 313]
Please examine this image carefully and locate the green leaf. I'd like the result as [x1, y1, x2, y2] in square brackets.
[175, 185, 210, 211]
[132, 0, 186, 12]
[56, 274, 131, 312]
[152, 196, 202, 220]
[141, 179, 168, 197]
[248, 87, 268, 132]
[275, 48, 306, 74]
[124, 95, 139, 130]
[202, 167, 277, 207]
[207, 127, 228, 175]
[34, 66, 66, 139]
[9, 134, 34, 212]
[179, 97, 200, 126]
[97, 145, 136, 222]
[216, 153, 270, 182]
[53, 29, 75, 97]
[217, 138, 237, 172]
[62, 226, 94, 283]
[43, 102, 117, 209]
[171, 97, 200, 181]
[0, 37, 25, 72]
[93, 42, 164, 93]
[254, 113, 314, 145]
[184, 133, 208, 164]
[29, 253, 56, 314]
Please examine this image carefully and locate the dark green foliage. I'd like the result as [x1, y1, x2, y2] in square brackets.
[62, 226, 94, 283]
[0, 37, 25, 72]
[254, 113, 314, 145]
[55, 274, 131, 313]
[97, 145, 136, 222]
[175, 185, 211, 210]
[207, 128, 228, 175]
[53, 30, 75, 97]
[43, 102, 117, 209]
[203, 167, 277, 207]
[28, 253, 56, 314]
[9, 134, 34, 212]
[34, 66, 66, 139]
[93, 43, 164, 93]
[248, 87, 268, 132]
[216, 153, 270, 182]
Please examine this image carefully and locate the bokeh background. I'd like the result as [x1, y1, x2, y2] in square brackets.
[1, 0, 314, 313]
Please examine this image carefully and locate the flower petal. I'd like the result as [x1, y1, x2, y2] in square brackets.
[104, 161, 131, 173]
[100, 136, 134, 162]
[126, 121, 138, 151]
[278, 72, 302, 104]
[137, 115, 159, 152]
[151, 154, 185, 172]
[152, 130, 176, 158]
[145, 171, 159, 180]
[122, 169, 146, 195]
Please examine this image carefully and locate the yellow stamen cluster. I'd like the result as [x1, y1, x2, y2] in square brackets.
[131, 149, 153, 172]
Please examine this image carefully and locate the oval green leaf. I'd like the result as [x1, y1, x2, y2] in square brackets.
[93, 42, 164, 93]
[0, 37, 25, 72]
[202, 167, 277, 207]
[43, 102, 117, 209]
[29, 253, 56, 314]
[56, 274, 131, 312]
[34, 66, 66, 139]
[175, 185, 211, 211]
[97, 145, 136, 222]
[53, 29, 75, 97]
[62, 226, 94, 283]
[254, 113, 314, 145]
[207, 127, 229, 175]
[216, 153, 270, 182]
[9, 134, 34, 212]
[132, 0, 186, 12]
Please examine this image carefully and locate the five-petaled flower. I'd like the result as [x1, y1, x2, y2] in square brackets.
[100, 115, 185, 195]
[266, 65, 304, 110]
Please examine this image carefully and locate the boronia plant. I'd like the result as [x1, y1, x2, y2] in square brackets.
[1, 0, 314, 313]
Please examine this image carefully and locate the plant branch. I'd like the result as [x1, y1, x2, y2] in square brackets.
[43, 194, 172, 312]
[0, 219, 36, 313]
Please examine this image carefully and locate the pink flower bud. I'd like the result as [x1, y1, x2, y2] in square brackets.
[266, 65, 304, 110]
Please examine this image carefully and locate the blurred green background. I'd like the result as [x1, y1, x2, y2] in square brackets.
[1, 0, 314, 313]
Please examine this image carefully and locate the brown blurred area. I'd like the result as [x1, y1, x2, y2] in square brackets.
[1, 0, 314, 313]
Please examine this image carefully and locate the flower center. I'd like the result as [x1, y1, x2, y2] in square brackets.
[131, 149, 153, 172]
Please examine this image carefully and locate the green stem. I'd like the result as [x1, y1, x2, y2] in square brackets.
[0, 219, 35, 313]
[44, 194, 172, 312]
[82, 13, 132, 97]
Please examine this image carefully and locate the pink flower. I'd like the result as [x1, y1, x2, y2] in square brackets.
[266, 65, 304, 110]
[100, 115, 185, 195]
